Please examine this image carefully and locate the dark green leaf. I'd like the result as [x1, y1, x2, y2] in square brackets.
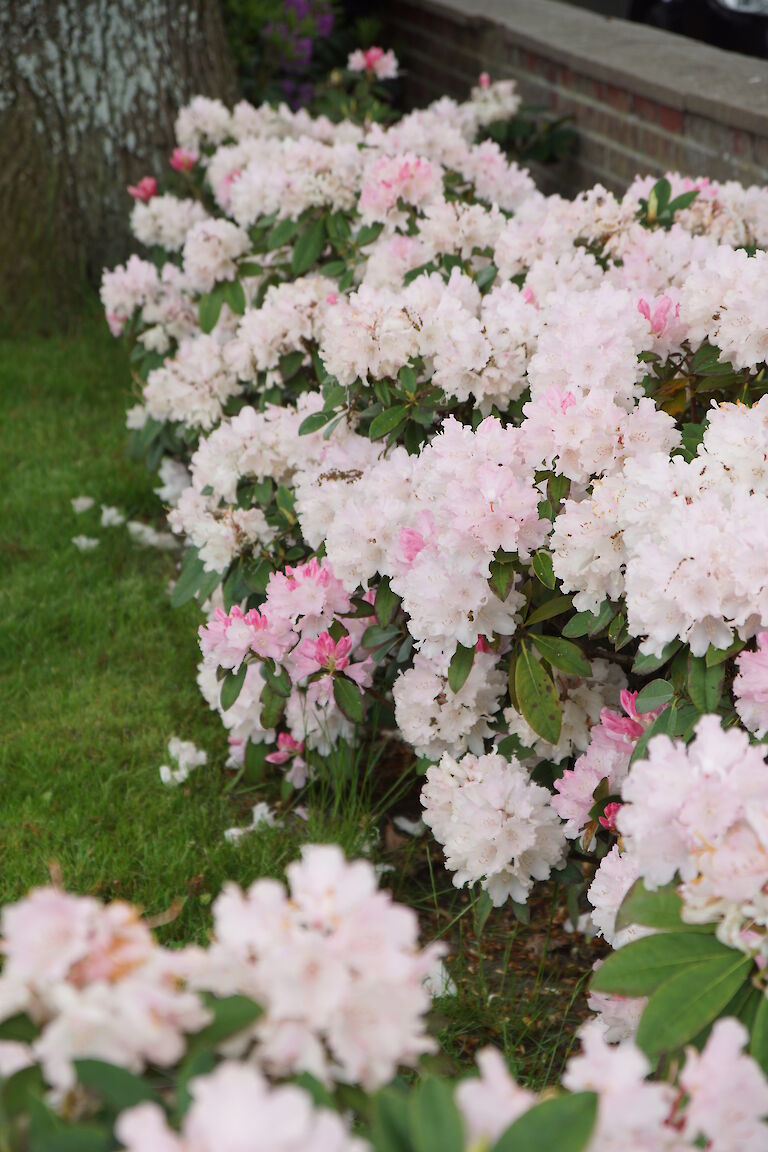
[448, 643, 475, 693]
[615, 880, 716, 935]
[489, 559, 515, 602]
[356, 222, 384, 247]
[333, 676, 364, 723]
[292, 217, 326, 275]
[0, 1012, 38, 1043]
[371, 1087, 413, 1152]
[705, 637, 745, 666]
[74, 1060, 161, 1110]
[264, 663, 291, 698]
[375, 577, 401, 626]
[591, 932, 736, 997]
[198, 285, 225, 333]
[361, 623, 401, 649]
[525, 595, 572, 627]
[632, 640, 682, 675]
[299, 410, 337, 436]
[514, 641, 562, 744]
[687, 655, 724, 714]
[637, 953, 753, 1059]
[474, 263, 498, 293]
[189, 994, 262, 1053]
[531, 550, 556, 589]
[629, 704, 677, 764]
[530, 634, 591, 678]
[260, 682, 285, 730]
[635, 679, 674, 713]
[408, 1077, 463, 1152]
[369, 405, 409, 440]
[221, 664, 247, 711]
[222, 278, 246, 316]
[750, 994, 768, 1076]
[279, 350, 305, 380]
[492, 1092, 598, 1152]
[562, 611, 593, 638]
[266, 217, 299, 250]
[244, 739, 268, 784]
[171, 547, 222, 608]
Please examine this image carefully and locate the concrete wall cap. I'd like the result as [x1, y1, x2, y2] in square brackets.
[411, 0, 768, 136]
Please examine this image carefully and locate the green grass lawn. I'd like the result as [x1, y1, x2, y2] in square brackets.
[0, 313, 598, 1085]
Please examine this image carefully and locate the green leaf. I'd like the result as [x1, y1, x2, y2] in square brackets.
[489, 558, 515, 601]
[408, 1077, 463, 1152]
[74, 1060, 161, 1110]
[474, 890, 494, 936]
[299, 409, 338, 436]
[375, 577, 401, 626]
[198, 285, 225, 333]
[525, 595, 572, 627]
[530, 634, 591, 678]
[266, 217, 299, 250]
[174, 1049, 216, 1119]
[705, 637, 744, 666]
[615, 880, 715, 935]
[244, 739, 268, 784]
[531, 550, 556, 590]
[372, 1087, 413, 1152]
[275, 485, 296, 522]
[632, 639, 682, 675]
[222, 278, 246, 316]
[292, 217, 326, 275]
[635, 679, 674, 713]
[29, 1123, 111, 1152]
[356, 222, 384, 247]
[171, 547, 222, 608]
[629, 704, 677, 764]
[636, 953, 753, 1059]
[448, 643, 475, 693]
[361, 623, 401, 649]
[237, 260, 263, 277]
[279, 350, 305, 380]
[369, 404, 409, 440]
[591, 932, 737, 997]
[750, 994, 768, 1076]
[264, 663, 291, 698]
[220, 664, 247, 711]
[260, 682, 285, 730]
[0, 1012, 38, 1042]
[514, 641, 562, 744]
[474, 263, 498, 293]
[492, 1092, 597, 1152]
[687, 655, 724, 714]
[333, 676, 364, 723]
[189, 994, 262, 1053]
[562, 610, 594, 638]
[1, 1063, 46, 1117]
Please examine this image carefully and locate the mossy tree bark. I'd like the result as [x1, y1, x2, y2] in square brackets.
[0, 0, 237, 332]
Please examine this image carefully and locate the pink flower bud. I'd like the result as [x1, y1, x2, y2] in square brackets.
[598, 802, 622, 833]
[169, 147, 199, 172]
[478, 71, 491, 88]
[128, 176, 158, 202]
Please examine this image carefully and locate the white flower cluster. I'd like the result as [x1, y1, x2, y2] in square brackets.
[421, 751, 566, 905]
[0, 846, 438, 1094]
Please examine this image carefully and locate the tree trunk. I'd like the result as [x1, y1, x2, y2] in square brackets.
[0, 0, 237, 332]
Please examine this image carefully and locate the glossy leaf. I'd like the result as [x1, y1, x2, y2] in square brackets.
[514, 641, 562, 744]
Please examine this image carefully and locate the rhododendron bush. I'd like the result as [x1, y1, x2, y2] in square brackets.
[92, 45, 768, 1139]
[2, 860, 768, 1151]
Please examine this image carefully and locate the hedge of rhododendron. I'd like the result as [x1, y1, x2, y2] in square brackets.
[2, 861, 768, 1150]
[65, 45, 768, 1146]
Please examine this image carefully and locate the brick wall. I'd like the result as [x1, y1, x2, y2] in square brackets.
[386, 0, 768, 195]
